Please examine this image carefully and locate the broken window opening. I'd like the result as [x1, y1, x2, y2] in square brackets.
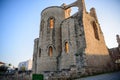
[65, 42, 69, 53]
[49, 46, 53, 56]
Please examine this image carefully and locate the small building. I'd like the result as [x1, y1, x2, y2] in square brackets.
[18, 59, 32, 71]
[0, 62, 5, 66]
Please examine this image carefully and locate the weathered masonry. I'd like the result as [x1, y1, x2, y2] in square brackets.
[33, 0, 112, 75]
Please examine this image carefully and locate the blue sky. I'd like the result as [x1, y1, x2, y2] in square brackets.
[0, 0, 120, 67]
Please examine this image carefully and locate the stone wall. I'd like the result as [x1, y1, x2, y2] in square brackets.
[60, 12, 86, 71]
[37, 7, 65, 73]
[60, 18, 77, 70]
[83, 9, 111, 73]
[32, 38, 39, 74]
[109, 47, 120, 71]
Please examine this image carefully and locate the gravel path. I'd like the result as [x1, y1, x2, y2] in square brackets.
[76, 71, 120, 80]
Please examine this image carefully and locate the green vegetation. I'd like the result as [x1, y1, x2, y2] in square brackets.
[0, 65, 8, 76]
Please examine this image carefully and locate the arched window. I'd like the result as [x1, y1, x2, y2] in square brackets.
[49, 18, 54, 29]
[48, 46, 53, 56]
[65, 42, 69, 53]
[39, 48, 41, 57]
[93, 21, 99, 40]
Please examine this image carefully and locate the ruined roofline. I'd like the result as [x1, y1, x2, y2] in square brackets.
[63, 0, 86, 11]
[60, 10, 82, 23]
[60, 12, 78, 29]
[40, 5, 80, 19]
[41, 6, 64, 16]
[34, 38, 39, 42]
[40, 0, 88, 17]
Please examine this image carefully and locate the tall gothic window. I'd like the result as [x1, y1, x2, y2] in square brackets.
[65, 42, 69, 53]
[49, 18, 54, 29]
[93, 21, 99, 40]
[39, 48, 41, 57]
[48, 46, 53, 56]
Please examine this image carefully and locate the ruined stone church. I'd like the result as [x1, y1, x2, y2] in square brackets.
[32, 0, 111, 75]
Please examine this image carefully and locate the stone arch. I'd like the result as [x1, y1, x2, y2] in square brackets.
[47, 44, 55, 57]
[48, 17, 55, 29]
[92, 21, 99, 40]
[70, 7, 79, 16]
[63, 0, 86, 11]
[48, 46, 53, 57]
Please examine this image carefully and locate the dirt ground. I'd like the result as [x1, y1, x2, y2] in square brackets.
[0, 72, 32, 80]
